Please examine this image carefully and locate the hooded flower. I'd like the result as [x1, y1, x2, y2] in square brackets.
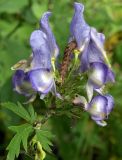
[86, 94, 114, 126]
[72, 94, 114, 126]
[86, 62, 115, 101]
[12, 12, 59, 100]
[70, 2, 115, 74]
[70, 3, 108, 69]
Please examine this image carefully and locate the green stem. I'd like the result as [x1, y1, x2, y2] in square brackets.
[65, 58, 78, 83]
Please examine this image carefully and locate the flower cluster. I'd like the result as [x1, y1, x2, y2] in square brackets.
[71, 3, 115, 126]
[12, 12, 60, 102]
[12, 2, 115, 126]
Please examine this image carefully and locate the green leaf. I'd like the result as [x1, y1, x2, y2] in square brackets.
[2, 102, 31, 122]
[39, 130, 55, 139]
[7, 123, 33, 160]
[0, 0, 28, 14]
[7, 134, 21, 160]
[27, 105, 37, 123]
[36, 130, 54, 153]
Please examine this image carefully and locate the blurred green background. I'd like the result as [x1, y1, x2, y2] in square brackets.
[0, 0, 122, 160]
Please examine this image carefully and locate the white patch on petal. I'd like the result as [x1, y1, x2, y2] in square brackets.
[30, 70, 54, 93]
[88, 96, 107, 119]
[41, 71, 53, 84]
[79, 37, 89, 52]
[95, 120, 107, 127]
[40, 93, 46, 99]
[90, 67, 104, 86]
[86, 82, 93, 102]
[95, 86, 105, 94]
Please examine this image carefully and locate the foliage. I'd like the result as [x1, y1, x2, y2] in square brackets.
[7, 123, 33, 160]
[1, 102, 54, 160]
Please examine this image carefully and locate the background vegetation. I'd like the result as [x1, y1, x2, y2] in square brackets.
[0, 0, 122, 160]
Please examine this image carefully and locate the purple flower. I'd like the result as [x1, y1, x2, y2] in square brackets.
[30, 12, 59, 70]
[12, 70, 36, 97]
[70, 3, 108, 70]
[86, 62, 115, 101]
[12, 12, 59, 99]
[72, 93, 114, 126]
[86, 94, 114, 126]
[89, 62, 115, 89]
[70, 3, 90, 50]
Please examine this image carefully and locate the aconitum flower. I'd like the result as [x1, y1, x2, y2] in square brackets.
[86, 94, 114, 126]
[12, 12, 59, 100]
[70, 2, 114, 75]
[86, 62, 115, 101]
[88, 62, 115, 89]
[72, 93, 114, 126]
[70, 3, 107, 69]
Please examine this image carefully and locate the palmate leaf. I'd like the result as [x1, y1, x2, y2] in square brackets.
[7, 123, 33, 160]
[39, 130, 55, 139]
[2, 102, 30, 121]
[6, 134, 21, 160]
[2, 102, 37, 123]
[27, 104, 37, 124]
[36, 130, 54, 153]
